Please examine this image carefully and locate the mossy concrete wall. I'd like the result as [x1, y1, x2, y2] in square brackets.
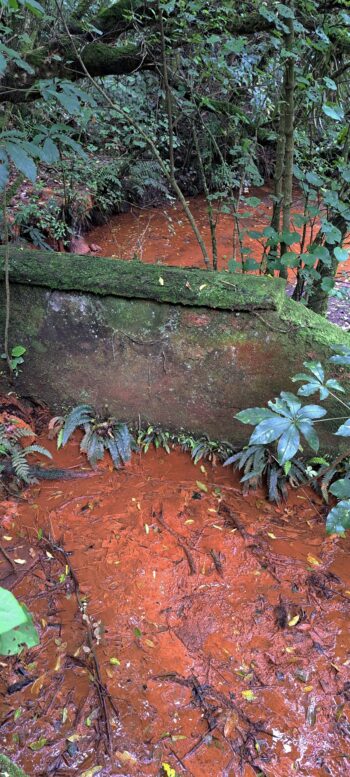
[1, 248, 350, 446]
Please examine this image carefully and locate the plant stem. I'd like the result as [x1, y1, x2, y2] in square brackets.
[3, 192, 13, 381]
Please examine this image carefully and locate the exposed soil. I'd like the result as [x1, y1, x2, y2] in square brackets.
[88, 190, 350, 330]
[1, 436, 350, 777]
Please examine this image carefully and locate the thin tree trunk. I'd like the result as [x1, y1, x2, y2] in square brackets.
[265, 99, 286, 274]
[279, 14, 295, 280]
[157, 1, 210, 268]
[192, 123, 218, 269]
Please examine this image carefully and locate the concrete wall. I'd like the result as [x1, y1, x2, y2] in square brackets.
[1, 248, 349, 445]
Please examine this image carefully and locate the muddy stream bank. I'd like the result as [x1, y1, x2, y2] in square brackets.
[1, 436, 350, 777]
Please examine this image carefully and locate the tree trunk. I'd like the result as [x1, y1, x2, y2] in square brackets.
[279, 14, 295, 281]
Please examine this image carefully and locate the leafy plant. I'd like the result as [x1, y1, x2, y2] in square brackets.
[57, 405, 137, 469]
[1, 345, 26, 376]
[0, 420, 52, 484]
[0, 586, 39, 656]
[224, 444, 307, 502]
[234, 349, 350, 532]
[137, 426, 171, 454]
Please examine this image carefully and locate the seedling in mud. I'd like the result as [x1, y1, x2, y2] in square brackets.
[56, 404, 137, 469]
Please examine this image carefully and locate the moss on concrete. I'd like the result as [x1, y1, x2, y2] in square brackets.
[0, 248, 285, 312]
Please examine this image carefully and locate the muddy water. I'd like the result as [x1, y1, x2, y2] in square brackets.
[87, 190, 350, 295]
[1, 438, 350, 776]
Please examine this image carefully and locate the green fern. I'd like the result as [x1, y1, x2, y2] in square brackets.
[0, 424, 52, 485]
[59, 406, 137, 470]
[59, 404, 94, 447]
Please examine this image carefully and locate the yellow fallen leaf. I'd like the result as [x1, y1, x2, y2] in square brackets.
[184, 519, 194, 524]
[145, 639, 155, 648]
[144, 523, 150, 534]
[331, 663, 340, 672]
[307, 554, 321, 567]
[241, 690, 256, 702]
[288, 615, 300, 627]
[196, 481, 208, 492]
[14, 558, 26, 565]
[159, 277, 164, 286]
[3, 536, 12, 541]
[267, 532, 276, 539]
[67, 734, 81, 742]
[116, 751, 137, 764]
[303, 685, 313, 692]
[110, 657, 120, 665]
[199, 284, 207, 291]
[285, 646, 295, 653]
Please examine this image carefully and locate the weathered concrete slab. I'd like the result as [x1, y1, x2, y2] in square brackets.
[1, 248, 349, 446]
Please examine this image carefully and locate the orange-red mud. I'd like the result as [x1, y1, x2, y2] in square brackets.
[1, 439, 350, 777]
[88, 190, 350, 281]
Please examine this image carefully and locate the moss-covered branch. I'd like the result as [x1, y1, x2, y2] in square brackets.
[0, 248, 285, 311]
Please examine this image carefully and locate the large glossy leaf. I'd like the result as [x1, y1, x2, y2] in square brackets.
[322, 103, 344, 121]
[280, 392, 302, 415]
[5, 142, 36, 181]
[335, 419, 350, 437]
[329, 479, 350, 498]
[326, 500, 350, 534]
[235, 408, 276, 425]
[0, 588, 27, 635]
[276, 425, 300, 465]
[249, 417, 290, 446]
[297, 420, 320, 452]
[299, 404, 327, 420]
[329, 345, 350, 366]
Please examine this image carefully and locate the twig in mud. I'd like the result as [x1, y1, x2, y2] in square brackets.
[0, 542, 16, 572]
[156, 509, 196, 574]
[209, 549, 224, 576]
[43, 535, 118, 755]
[219, 503, 281, 583]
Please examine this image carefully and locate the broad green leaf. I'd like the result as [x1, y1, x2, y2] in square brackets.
[297, 421, 319, 452]
[305, 172, 323, 187]
[0, 161, 9, 190]
[299, 404, 327, 420]
[277, 425, 300, 465]
[335, 420, 350, 437]
[0, 605, 39, 656]
[322, 103, 344, 121]
[329, 479, 350, 499]
[249, 417, 290, 446]
[0, 588, 27, 635]
[329, 346, 350, 366]
[0, 754, 29, 777]
[326, 500, 350, 534]
[42, 137, 59, 163]
[334, 247, 348, 263]
[11, 345, 26, 358]
[5, 142, 36, 181]
[235, 408, 276, 425]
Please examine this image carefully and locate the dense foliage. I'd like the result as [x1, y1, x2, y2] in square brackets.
[0, 0, 349, 309]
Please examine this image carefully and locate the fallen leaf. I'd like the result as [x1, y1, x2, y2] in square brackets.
[144, 523, 150, 534]
[303, 685, 313, 692]
[145, 639, 155, 648]
[14, 558, 26, 565]
[267, 532, 276, 540]
[79, 768, 102, 777]
[288, 615, 300, 627]
[29, 737, 47, 751]
[116, 751, 137, 764]
[224, 711, 239, 737]
[307, 554, 321, 567]
[159, 277, 164, 286]
[196, 481, 208, 492]
[199, 284, 207, 291]
[109, 657, 120, 665]
[241, 690, 256, 702]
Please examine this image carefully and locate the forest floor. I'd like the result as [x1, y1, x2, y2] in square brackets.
[1, 425, 350, 777]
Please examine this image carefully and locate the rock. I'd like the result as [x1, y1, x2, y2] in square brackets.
[70, 236, 91, 255]
[90, 243, 102, 253]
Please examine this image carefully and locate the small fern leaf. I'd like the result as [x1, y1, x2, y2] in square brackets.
[86, 433, 104, 469]
[61, 405, 94, 446]
[11, 449, 30, 483]
[106, 438, 122, 469]
[113, 423, 135, 463]
[24, 444, 52, 459]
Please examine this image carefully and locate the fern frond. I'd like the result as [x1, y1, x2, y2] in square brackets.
[11, 448, 31, 483]
[85, 433, 105, 469]
[24, 444, 52, 459]
[112, 423, 135, 463]
[60, 405, 94, 446]
[105, 437, 122, 469]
